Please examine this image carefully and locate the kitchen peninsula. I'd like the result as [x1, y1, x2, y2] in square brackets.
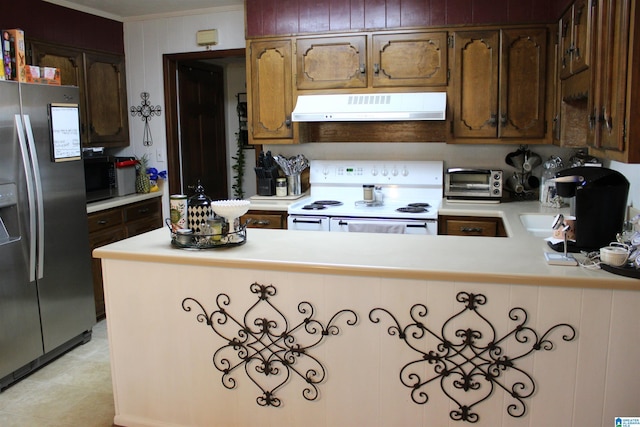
[95, 201, 640, 427]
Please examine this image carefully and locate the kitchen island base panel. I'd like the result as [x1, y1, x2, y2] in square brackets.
[101, 259, 639, 427]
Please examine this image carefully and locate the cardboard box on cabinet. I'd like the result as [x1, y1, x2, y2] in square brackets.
[25, 65, 61, 85]
[2, 30, 12, 80]
[2, 29, 26, 82]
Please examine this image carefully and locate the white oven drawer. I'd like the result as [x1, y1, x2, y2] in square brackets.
[287, 215, 330, 231]
[329, 217, 437, 235]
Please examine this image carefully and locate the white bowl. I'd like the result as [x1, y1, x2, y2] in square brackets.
[210, 200, 251, 220]
[600, 246, 629, 267]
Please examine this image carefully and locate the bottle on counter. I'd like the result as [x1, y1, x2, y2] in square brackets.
[276, 178, 287, 197]
[187, 181, 212, 233]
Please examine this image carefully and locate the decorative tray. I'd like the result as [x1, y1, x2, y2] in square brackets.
[600, 263, 640, 279]
[168, 222, 247, 249]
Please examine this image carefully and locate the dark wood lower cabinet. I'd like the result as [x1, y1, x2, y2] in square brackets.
[241, 210, 288, 229]
[88, 197, 162, 319]
[438, 215, 507, 237]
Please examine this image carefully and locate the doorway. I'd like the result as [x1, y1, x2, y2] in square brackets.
[162, 49, 245, 199]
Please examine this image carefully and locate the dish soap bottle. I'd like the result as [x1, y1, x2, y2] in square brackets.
[187, 181, 212, 233]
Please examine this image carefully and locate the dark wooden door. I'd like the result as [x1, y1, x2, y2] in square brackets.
[177, 62, 228, 201]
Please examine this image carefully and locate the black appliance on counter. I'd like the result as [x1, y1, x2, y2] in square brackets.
[553, 166, 629, 252]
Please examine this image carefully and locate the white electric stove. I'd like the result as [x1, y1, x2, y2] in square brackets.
[287, 160, 443, 234]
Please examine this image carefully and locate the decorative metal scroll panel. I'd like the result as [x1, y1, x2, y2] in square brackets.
[182, 282, 357, 407]
[369, 291, 576, 423]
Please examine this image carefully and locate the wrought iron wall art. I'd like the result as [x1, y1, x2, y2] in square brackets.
[182, 282, 357, 407]
[130, 92, 162, 146]
[369, 291, 576, 423]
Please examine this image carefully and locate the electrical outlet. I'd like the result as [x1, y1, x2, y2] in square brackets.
[156, 148, 164, 162]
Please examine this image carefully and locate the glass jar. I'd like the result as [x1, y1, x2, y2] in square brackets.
[276, 178, 287, 197]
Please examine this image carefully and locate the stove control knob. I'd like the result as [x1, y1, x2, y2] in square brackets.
[391, 167, 399, 176]
[381, 167, 389, 176]
[371, 167, 378, 176]
[402, 167, 409, 176]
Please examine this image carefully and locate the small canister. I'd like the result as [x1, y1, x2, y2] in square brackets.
[175, 228, 193, 245]
[363, 184, 374, 201]
[276, 178, 287, 197]
[169, 194, 188, 231]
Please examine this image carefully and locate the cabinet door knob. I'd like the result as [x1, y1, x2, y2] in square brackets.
[373, 63, 380, 75]
[360, 63, 366, 74]
[487, 114, 497, 127]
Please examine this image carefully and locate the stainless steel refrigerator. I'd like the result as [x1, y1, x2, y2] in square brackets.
[0, 80, 95, 390]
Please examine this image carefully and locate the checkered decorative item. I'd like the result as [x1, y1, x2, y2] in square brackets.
[188, 205, 212, 233]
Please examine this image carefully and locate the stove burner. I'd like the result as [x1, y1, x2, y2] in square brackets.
[408, 202, 431, 208]
[397, 206, 428, 213]
[313, 200, 343, 206]
[302, 203, 327, 210]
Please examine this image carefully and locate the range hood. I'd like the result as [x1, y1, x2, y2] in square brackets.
[291, 92, 446, 122]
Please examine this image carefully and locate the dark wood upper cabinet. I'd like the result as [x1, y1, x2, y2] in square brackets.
[372, 32, 448, 87]
[83, 52, 129, 147]
[588, 0, 632, 156]
[559, 0, 593, 79]
[247, 39, 296, 144]
[451, 27, 548, 140]
[296, 31, 448, 91]
[296, 36, 367, 90]
[30, 41, 129, 148]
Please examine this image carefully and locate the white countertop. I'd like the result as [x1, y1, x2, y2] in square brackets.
[86, 191, 162, 214]
[94, 200, 639, 290]
[247, 192, 309, 211]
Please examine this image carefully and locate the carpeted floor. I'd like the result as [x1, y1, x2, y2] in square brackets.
[0, 320, 115, 427]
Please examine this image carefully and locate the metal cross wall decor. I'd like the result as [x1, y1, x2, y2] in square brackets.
[130, 92, 161, 146]
[182, 282, 358, 407]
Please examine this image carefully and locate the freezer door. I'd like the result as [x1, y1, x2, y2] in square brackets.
[0, 81, 45, 380]
[20, 84, 95, 352]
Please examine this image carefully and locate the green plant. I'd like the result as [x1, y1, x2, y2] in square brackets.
[231, 131, 245, 199]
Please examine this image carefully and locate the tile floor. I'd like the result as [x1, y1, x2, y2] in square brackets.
[0, 320, 116, 427]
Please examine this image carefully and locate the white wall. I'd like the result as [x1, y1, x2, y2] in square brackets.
[119, 5, 247, 217]
[609, 160, 640, 209]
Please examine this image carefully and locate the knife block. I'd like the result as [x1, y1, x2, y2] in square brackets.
[257, 177, 275, 196]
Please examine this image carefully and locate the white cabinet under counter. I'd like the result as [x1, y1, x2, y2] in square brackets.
[95, 224, 639, 427]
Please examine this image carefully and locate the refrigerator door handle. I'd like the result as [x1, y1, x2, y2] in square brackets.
[23, 115, 45, 280]
[14, 115, 38, 282]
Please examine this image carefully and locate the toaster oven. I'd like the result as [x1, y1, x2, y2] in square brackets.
[444, 168, 503, 202]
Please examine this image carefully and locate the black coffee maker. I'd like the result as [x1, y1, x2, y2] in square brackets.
[553, 166, 629, 252]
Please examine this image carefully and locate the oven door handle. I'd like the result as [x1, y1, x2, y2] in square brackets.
[292, 218, 324, 224]
[338, 221, 431, 228]
[406, 223, 428, 228]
